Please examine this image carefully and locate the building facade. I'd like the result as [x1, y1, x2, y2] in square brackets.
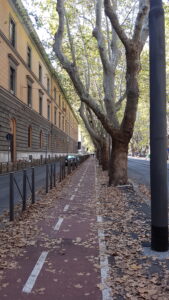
[0, 0, 78, 162]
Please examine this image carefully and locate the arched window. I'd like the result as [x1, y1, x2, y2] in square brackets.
[28, 126, 32, 148]
[40, 130, 43, 149]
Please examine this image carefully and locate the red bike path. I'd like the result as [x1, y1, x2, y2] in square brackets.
[0, 158, 108, 300]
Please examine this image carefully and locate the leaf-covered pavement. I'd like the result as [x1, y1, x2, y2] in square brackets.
[0, 158, 169, 299]
[96, 165, 169, 299]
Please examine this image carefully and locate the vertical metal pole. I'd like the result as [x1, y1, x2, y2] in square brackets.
[23, 169, 27, 211]
[50, 164, 53, 189]
[54, 163, 56, 187]
[63, 158, 65, 178]
[46, 164, 49, 193]
[69, 160, 71, 174]
[9, 172, 14, 221]
[32, 167, 35, 204]
[59, 159, 62, 182]
[62, 159, 64, 180]
[149, 0, 168, 251]
[8, 140, 10, 164]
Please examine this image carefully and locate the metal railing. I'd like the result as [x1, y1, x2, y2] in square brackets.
[0, 156, 63, 175]
[6, 155, 89, 221]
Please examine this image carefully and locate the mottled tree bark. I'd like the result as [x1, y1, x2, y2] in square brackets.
[109, 135, 129, 185]
[100, 140, 109, 170]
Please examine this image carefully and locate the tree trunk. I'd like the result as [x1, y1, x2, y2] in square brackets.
[96, 148, 102, 165]
[100, 141, 109, 170]
[109, 137, 128, 186]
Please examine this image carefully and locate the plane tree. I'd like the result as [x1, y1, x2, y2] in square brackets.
[53, 0, 149, 185]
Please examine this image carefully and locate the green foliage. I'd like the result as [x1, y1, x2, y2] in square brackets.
[22, 0, 169, 153]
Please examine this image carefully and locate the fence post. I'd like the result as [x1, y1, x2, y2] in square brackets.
[46, 164, 49, 193]
[60, 159, 62, 182]
[22, 169, 27, 211]
[32, 167, 35, 204]
[61, 159, 63, 180]
[63, 158, 65, 178]
[53, 163, 56, 187]
[68, 160, 71, 174]
[9, 172, 14, 221]
[50, 164, 53, 189]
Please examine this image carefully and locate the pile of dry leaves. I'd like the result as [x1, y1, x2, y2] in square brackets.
[96, 166, 169, 300]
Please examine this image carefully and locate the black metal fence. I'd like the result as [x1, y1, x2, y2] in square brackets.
[7, 155, 89, 221]
[0, 156, 62, 175]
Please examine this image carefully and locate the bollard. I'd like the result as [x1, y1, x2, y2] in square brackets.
[46, 164, 49, 193]
[9, 172, 14, 221]
[32, 167, 35, 204]
[22, 169, 27, 211]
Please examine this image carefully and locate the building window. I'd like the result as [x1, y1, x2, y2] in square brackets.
[39, 64, 42, 82]
[39, 95, 43, 115]
[27, 46, 31, 69]
[47, 103, 50, 121]
[28, 126, 32, 148]
[59, 112, 61, 129]
[47, 77, 50, 93]
[40, 130, 43, 148]
[27, 83, 32, 107]
[54, 87, 56, 101]
[59, 95, 61, 108]
[62, 116, 65, 131]
[9, 66, 16, 94]
[9, 18, 16, 47]
[54, 108, 57, 125]
[8, 54, 19, 95]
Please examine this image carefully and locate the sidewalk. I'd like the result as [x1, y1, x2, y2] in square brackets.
[0, 158, 169, 299]
[0, 157, 106, 300]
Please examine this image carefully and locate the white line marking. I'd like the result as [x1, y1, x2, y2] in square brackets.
[97, 215, 102, 223]
[95, 161, 112, 300]
[22, 251, 48, 294]
[75, 188, 78, 192]
[54, 217, 64, 231]
[97, 216, 112, 300]
[70, 195, 75, 201]
[63, 204, 69, 212]
[78, 183, 81, 187]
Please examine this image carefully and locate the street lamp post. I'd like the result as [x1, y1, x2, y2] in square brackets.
[149, 0, 168, 251]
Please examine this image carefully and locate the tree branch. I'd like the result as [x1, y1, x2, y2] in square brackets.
[54, 0, 115, 136]
[79, 103, 103, 144]
[104, 0, 130, 50]
[65, 11, 76, 66]
[93, 0, 110, 71]
[132, 0, 149, 43]
[115, 91, 126, 111]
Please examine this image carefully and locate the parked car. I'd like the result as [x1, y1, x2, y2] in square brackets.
[65, 155, 77, 166]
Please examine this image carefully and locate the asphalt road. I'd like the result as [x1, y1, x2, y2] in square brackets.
[0, 162, 60, 215]
[128, 157, 169, 190]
